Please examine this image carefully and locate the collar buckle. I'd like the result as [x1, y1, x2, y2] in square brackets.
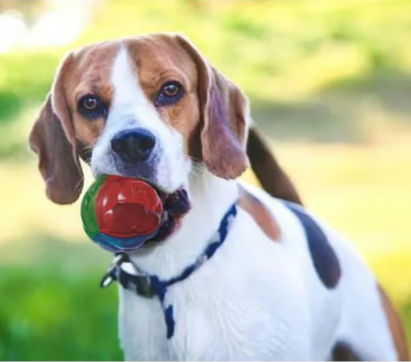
[99, 253, 155, 298]
[100, 253, 127, 289]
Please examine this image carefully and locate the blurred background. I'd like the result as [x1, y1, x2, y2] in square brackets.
[0, 0, 410, 359]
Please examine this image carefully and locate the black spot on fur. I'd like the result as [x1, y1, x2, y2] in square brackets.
[283, 201, 341, 289]
[332, 341, 364, 361]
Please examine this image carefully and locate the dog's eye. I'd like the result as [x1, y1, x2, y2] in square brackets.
[162, 82, 180, 97]
[155, 81, 184, 107]
[78, 95, 107, 119]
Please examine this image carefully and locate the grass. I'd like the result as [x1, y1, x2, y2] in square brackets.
[1, 0, 411, 359]
[0, 267, 121, 360]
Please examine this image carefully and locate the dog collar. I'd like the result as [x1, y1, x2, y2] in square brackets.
[100, 204, 237, 339]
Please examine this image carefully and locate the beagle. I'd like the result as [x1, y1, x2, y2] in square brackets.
[29, 33, 408, 361]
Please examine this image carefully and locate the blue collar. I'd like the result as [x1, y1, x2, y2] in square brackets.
[100, 204, 238, 339]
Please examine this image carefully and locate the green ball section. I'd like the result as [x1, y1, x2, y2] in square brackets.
[81, 174, 108, 240]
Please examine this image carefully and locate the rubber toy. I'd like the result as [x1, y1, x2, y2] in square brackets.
[81, 175, 163, 252]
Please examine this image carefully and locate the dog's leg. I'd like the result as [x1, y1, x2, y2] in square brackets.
[246, 127, 303, 205]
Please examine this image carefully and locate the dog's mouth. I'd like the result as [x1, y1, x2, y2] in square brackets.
[142, 184, 191, 247]
[82, 172, 191, 252]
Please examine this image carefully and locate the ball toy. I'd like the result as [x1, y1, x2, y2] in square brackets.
[81, 175, 163, 253]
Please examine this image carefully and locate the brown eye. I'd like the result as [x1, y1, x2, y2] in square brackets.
[82, 96, 98, 110]
[78, 94, 107, 119]
[155, 81, 184, 107]
[163, 83, 180, 97]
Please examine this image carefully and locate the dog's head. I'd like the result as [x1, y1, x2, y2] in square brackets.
[29, 34, 250, 206]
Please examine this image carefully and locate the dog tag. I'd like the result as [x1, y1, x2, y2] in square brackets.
[81, 175, 163, 252]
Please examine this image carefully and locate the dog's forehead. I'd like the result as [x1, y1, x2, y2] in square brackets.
[70, 36, 197, 93]
[125, 36, 198, 90]
[64, 41, 121, 100]
[75, 41, 121, 73]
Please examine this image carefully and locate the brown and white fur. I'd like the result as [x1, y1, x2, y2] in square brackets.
[29, 33, 408, 361]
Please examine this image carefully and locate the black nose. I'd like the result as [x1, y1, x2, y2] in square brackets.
[111, 128, 156, 163]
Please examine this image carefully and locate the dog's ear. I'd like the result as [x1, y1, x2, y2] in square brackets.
[29, 54, 84, 205]
[175, 35, 249, 179]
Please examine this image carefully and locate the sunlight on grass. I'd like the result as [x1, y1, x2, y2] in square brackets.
[0, 161, 93, 243]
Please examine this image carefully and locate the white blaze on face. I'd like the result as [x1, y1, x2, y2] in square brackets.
[90, 44, 191, 192]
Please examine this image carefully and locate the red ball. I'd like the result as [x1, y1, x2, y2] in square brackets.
[95, 175, 163, 238]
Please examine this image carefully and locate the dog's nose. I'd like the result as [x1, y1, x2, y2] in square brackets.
[111, 128, 156, 163]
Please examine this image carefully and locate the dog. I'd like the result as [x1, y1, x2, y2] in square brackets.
[29, 33, 408, 360]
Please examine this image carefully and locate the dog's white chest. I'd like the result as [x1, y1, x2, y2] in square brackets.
[118, 213, 312, 361]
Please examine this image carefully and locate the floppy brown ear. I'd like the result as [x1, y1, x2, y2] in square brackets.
[176, 35, 249, 179]
[29, 54, 83, 205]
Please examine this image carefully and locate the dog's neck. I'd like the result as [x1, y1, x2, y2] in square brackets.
[128, 170, 238, 279]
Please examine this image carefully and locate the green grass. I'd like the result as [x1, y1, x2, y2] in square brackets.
[0, 268, 121, 360]
[0, 233, 120, 361]
[0, 52, 59, 122]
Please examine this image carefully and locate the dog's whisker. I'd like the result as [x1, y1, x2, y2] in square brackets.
[74, 175, 85, 192]
[190, 162, 204, 178]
